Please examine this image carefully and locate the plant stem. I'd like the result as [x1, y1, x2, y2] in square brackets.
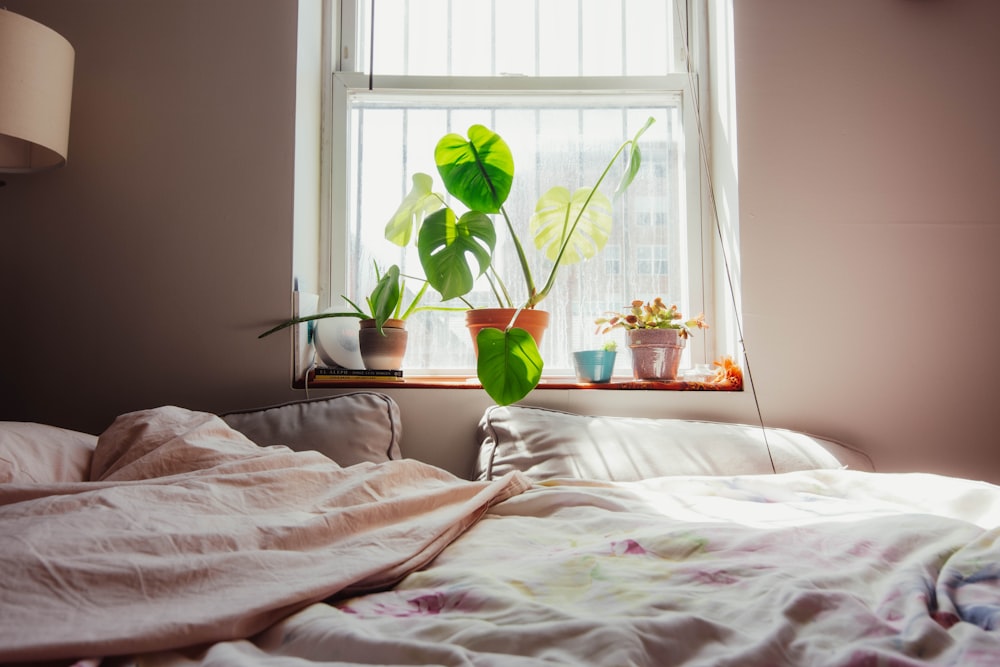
[486, 267, 513, 307]
[499, 203, 536, 307]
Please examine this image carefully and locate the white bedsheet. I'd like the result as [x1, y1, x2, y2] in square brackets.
[4, 406, 998, 666]
[185, 470, 1000, 666]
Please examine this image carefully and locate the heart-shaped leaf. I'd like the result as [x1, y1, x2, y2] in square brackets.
[435, 125, 514, 214]
[476, 326, 543, 406]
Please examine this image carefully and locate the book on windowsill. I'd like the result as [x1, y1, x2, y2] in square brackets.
[308, 367, 403, 382]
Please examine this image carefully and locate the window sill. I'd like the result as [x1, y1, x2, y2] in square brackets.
[298, 376, 742, 392]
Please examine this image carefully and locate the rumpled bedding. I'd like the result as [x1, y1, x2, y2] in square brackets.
[3, 408, 999, 666]
[0, 407, 529, 664]
[152, 468, 1000, 666]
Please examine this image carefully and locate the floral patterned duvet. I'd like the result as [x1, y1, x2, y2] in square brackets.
[197, 470, 1000, 666]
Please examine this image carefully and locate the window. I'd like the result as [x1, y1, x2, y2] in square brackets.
[323, 0, 716, 377]
[637, 246, 671, 276]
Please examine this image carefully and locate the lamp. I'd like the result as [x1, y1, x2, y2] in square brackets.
[0, 9, 75, 177]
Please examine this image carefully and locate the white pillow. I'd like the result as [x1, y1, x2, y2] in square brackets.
[475, 405, 875, 482]
[0, 422, 98, 484]
[222, 392, 402, 466]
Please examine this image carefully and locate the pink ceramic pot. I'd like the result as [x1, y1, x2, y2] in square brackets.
[627, 328, 685, 381]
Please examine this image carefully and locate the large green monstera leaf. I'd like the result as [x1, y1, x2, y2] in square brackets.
[417, 208, 496, 301]
[529, 186, 613, 264]
[435, 125, 514, 214]
[476, 326, 543, 406]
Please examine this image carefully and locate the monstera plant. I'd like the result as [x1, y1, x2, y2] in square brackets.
[385, 117, 654, 405]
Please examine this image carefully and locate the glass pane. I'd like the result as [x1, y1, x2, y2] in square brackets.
[366, 0, 681, 77]
[495, 0, 537, 76]
[344, 92, 687, 375]
[624, 0, 674, 76]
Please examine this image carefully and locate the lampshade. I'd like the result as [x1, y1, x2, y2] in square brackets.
[0, 9, 75, 173]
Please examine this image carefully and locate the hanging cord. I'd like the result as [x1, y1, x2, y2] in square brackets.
[368, 0, 375, 90]
[674, 0, 776, 474]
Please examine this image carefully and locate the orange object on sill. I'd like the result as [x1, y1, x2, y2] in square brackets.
[710, 355, 744, 390]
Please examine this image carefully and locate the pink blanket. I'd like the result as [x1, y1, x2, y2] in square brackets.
[0, 407, 529, 663]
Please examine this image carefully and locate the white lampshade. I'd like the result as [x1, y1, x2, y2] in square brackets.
[0, 9, 75, 173]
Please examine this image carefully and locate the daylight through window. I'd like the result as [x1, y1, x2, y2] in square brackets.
[327, 0, 711, 376]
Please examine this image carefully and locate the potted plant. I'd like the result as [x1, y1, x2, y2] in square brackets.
[385, 117, 655, 404]
[595, 298, 708, 381]
[259, 263, 463, 370]
[572, 340, 618, 384]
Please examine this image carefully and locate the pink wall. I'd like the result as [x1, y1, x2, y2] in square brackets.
[0, 0, 300, 424]
[1, 1, 998, 482]
[734, 0, 1000, 480]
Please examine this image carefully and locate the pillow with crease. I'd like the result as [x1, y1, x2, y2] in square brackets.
[221, 392, 402, 467]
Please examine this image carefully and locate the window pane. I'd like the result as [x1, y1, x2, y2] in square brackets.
[495, 0, 537, 76]
[624, 0, 674, 76]
[343, 92, 688, 374]
[366, 0, 681, 77]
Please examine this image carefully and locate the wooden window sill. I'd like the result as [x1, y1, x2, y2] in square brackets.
[297, 376, 742, 392]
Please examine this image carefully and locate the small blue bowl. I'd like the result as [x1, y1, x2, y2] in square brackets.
[573, 350, 617, 383]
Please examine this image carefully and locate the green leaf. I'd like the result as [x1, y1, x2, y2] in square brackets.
[476, 327, 543, 405]
[367, 264, 402, 332]
[529, 186, 612, 264]
[257, 311, 364, 338]
[384, 173, 443, 247]
[417, 208, 496, 300]
[435, 125, 514, 214]
[614, 116, 656, 197]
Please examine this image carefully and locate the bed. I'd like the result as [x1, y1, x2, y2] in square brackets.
[2, 393, 998, 666]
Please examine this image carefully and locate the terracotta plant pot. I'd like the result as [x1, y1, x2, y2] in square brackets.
[465, 308, 550, 356]
[627, 328, 686, 381]
[358, 318, 408, 370]
[573, 350, 617, 383]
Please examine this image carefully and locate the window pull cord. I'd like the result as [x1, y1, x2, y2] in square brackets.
[675, 0, 776, 475]
[368, 0, 375, 91]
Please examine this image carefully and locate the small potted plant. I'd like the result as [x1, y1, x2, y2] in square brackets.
[259, 263, 463, 370]
[385, 118, 655, 404]
[595, 298, 708, 381]
[572, 340, 618, 384]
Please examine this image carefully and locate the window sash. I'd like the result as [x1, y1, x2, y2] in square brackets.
[325, 73, 708, 375]
[322, 0, 716, 376]
[339, 0, 687, 78]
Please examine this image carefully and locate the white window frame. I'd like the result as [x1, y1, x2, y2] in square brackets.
[316, 0, 721, 377]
